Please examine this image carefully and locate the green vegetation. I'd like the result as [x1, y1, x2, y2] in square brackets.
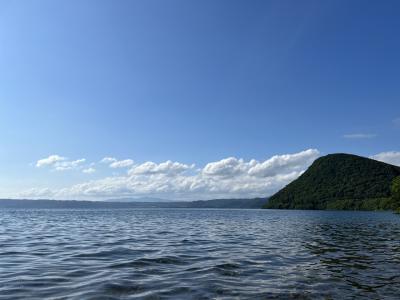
[325, 197, 394, 211]
[264, 153, 400, 211]
[392, 176, 400, 213]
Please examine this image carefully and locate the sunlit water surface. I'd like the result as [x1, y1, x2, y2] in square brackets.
[1, 209, 400, 299]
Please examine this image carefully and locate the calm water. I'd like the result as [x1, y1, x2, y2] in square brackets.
[0, 209, 400, 299]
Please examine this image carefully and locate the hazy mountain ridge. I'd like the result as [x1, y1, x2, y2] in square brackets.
[265, 153, 400, 210]
[105, 197, 172, 203]
[0, 198, 267, 209]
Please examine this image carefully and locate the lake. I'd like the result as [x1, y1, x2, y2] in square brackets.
[0, 209, 399, 299]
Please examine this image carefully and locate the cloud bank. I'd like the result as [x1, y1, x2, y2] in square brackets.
[25, 149, 321, 200]
[101, 157, 134, 168]
[36, 155, 86, 171]
[370, 151, 400, 166]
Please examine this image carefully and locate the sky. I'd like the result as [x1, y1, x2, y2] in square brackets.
[0, 0, 399, 200]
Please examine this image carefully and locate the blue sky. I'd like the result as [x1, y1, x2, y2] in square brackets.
[0, 0, 399, 200]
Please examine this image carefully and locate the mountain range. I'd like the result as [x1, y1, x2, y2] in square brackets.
[0, 198, 266, 209]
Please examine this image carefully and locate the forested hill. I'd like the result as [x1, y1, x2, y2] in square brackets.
[264, 153, 400, 210]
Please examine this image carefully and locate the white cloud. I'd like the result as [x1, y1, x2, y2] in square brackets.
[343, 133, 376, 139]
[24, 149, 321, 200]
[36, 155, 85, 171]
[203, 157, 251, 177]
[202, 149, 319, 178]
[393, 118, 400, 127]
[82, 167, 96, 174]
[248, 149, 320, 177]
[54, 159, 86, 171]
[110, 159, 134, 168]
[101, 157, 134, 168]
[36, 155, 66, 167]
[101, 157, 117, 164]
[370, 151, 400, 166]
[129, 160, 192, 176]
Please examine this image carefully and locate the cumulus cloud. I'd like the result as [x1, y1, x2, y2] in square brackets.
[370, 151, 400, 166]
[248, 149, 320, 177]
[101, 157, 117, 164]
[82, 167, 96, 174]
[343, 133, 376, 139]
[203, 157, 251, 177]
[24, 149, 321, 200]
[129, 160, 192, 176]
[101, 157, 134, 168]
[36, 155, 66, 167]
[54, 159, 86, 171]
[202, 149, 320, 178]
[36, 155, 85, 171]
[110, 159, 134, 168]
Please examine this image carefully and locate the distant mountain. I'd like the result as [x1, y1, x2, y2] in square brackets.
[175, 198, 267, 209]
[264, 153, 400, 210]
[105, 197, 172, 203]
[0, 198, 266, 209]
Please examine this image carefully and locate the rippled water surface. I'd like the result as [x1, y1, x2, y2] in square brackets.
[1, 209, 400, 299]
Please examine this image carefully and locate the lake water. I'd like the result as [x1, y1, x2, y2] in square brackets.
[0, 209, 399, 299]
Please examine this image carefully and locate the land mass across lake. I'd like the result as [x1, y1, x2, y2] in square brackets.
[264, 153, 400, 211]
[0, 197, 267, 209]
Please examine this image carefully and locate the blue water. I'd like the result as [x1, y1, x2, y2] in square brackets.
[0, 209, 399, 299]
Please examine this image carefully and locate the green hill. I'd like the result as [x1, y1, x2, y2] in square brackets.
[264, 153, 400, 210]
